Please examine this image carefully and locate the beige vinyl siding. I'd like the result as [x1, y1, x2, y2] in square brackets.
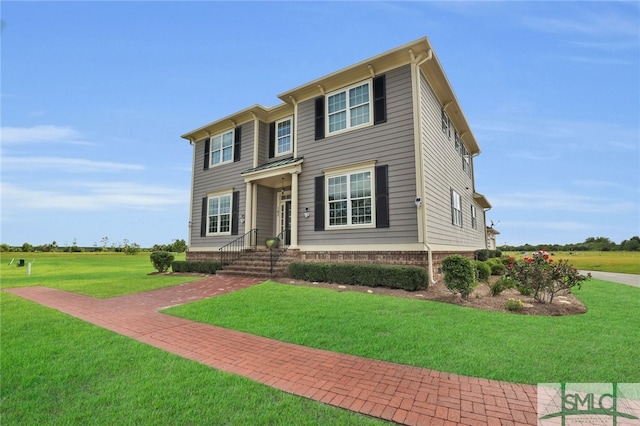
[190, 123, 254, 249]
[296, 64, 419, 246]
[419, 72, 486, 248]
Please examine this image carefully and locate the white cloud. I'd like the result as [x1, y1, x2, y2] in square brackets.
[2, 156, 144, 173]
[1, 181, 188, 212]
[0, 125, 91, 145]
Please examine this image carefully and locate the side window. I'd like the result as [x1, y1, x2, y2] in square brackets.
[451, 189, 462, 227]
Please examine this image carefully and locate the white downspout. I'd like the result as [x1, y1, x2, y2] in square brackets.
[187, 138, 196, 252]
[412, 48, 437, 285]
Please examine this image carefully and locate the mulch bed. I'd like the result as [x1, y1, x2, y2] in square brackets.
[281, 277, 587, 316]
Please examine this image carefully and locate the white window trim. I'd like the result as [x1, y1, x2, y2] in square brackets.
[451, 189, 462, 228]
[275, 116, 293, 156]
[206, 191, 233, 236]
[326, 80, 373, 136]
[325, 165, 376, 230]
[210, 129, 234, 167]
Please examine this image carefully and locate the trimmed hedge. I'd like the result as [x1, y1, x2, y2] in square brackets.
[171, 260, 224, 274]
[288, 262, 428, 291]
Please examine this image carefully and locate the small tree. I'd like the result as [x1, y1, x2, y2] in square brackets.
[150, 251, 174, 273]
[442, 255, 475, 299]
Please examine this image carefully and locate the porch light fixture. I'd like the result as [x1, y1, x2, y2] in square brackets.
[304, 207, 310, 218]
[240, 214, 245, 224]
[280, 177, 285, 194]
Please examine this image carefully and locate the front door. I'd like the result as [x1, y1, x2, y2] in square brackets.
[278, 192, 291, 246]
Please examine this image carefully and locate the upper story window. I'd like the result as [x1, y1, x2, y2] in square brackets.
[462, 145, 472, 176]
[211, 129, 234, 166]
[441, 108, 451, 139]
[276, 117, 292, 155]
[327, 81, 372, 135]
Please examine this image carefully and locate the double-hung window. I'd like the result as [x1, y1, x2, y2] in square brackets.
[451, 189, 462, 227]
[471, 205, 477, 229]
[276, 117, 292, 155]
[211, 130, 234, 166]
[327, 168, 373, 227]
[327, 81, 371, 134]
[207, 193, 232, 234]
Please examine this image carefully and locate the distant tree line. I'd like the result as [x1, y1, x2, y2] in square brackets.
[0, 238, 188, 254]
[501, 236, 640, 252]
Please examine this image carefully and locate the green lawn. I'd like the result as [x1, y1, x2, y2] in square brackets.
[0, 252, 203, 297]
[0, 253, 386, 425]
[506, 251, 640, 274]
[165, 280, 640, 385]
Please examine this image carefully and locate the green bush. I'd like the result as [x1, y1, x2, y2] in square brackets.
[485, 259, 505, 275]
[442, 255, 475, 299]
[473, 261, 491, 282]
[288, 262, 428, 291]
[150, 251, 175, 273]
[489, 276, 516, 296]
[171, 260, 223, 274]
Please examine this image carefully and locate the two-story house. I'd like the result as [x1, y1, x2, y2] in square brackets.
[182, 37, 491, 282]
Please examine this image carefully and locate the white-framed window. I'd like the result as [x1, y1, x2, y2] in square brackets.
[275, 117, 292, 155]
[327, 81, 372, 135]
[441, 108, 451, 139]
[210, 129, 234, 166]
[451, 189, 462, 227]
[207, 193, 232, 235]
[326, 167, 374, 228]
[471, 204, 477, 229]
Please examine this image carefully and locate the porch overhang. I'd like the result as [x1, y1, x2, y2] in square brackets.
[241, 157, 304, 187]
[474, 192, 492, 209]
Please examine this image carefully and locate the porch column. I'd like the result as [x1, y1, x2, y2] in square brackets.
[244, 182, 253, 234]
[289, 171, 299, 249]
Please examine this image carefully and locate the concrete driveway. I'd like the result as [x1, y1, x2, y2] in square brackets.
[581, 270, 640, 288]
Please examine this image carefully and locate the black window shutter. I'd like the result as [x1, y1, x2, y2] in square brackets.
[233, 126, 242, 162]
[314, 176, 325, 231]
[268, 122, 275, 158]
[373, 75, 387, 125]
[203, 138, 210, 170]
[231, 191, 240, 235]
[375, 165, 389, 228]
[201, 197, 208, 237]
[314, 97, 325, 140]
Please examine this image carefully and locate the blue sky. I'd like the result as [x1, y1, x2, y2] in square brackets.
[1, 1, 639, 248]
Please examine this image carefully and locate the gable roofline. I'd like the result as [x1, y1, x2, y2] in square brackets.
[182, 37, 480, 154]
[181, 103, 292, 142]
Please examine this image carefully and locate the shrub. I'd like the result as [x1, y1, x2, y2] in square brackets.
[288, 262, 428, 291]
[488, 262, 505, 276]
[442, 255, 475, 299]
[504, 298, 524, 311]
[505, 250, 590, 303]
[150, 251, 175, 273]
[490, 276, 516, 296]
[171, 260, 223, 274]
[473, 261, 491, 282]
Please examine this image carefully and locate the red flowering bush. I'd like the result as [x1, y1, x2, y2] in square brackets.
[505, 250, 590, 303]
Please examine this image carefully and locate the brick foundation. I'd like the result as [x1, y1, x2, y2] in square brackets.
[187, 249, 476, 283]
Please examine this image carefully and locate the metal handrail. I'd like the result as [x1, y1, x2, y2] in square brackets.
[274, 228, 290, 250]
[219, 228, 258, 265]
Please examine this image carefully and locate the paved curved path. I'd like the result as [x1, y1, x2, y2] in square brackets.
[5, 277, 538, 425]
[581, 270, 640, 288]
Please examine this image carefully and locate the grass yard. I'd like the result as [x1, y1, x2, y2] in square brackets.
[506, 250, 640, 275]
[0, 253, 386, 425]
[0, 252, 203, 298]
[165, 280, 640, 385]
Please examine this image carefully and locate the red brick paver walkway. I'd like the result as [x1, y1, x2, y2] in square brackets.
[5, 276, 538, 425]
